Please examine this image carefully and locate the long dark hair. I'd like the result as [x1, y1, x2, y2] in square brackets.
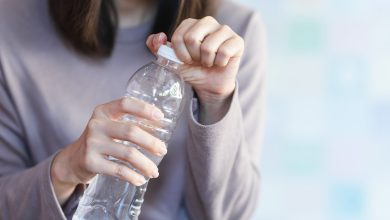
[49, 0, 215, 57]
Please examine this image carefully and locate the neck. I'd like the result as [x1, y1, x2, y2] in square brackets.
[114, 0, 156, 29]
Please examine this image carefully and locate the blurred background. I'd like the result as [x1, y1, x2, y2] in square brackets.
[231, 0, 390, 219]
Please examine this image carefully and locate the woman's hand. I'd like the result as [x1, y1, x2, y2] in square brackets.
[146, 16, 244, 124]
[51, 97, 167, 205]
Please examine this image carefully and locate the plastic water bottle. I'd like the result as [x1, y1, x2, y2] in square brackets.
[73, 45, 185, 220]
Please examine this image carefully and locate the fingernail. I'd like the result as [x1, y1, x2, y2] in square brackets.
[136, 176, 147, 186]
[157, 33, 164, 41]
[152, 109, 164, 120]
[159, 145, 167, 156]
[151, 169, 159, 178]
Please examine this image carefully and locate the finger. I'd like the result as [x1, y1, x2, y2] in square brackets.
[146, 33, 167, 54]
[101, 97, 164, 122]
[103, 120, 167, 157]
[99, 139, 159, 179]
[215, 36, 244, 67]
[199, 25, 235, 67]
[184, 16, 220, 63]
[146, 34, 155, 53]
[93, 157, 147, 186]
[171, 18, 197, 64]
[177, 65, 201, 82]
[152, 33, 167, 53]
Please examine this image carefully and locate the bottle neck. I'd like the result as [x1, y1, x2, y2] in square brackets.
[156, 56, 181, 71]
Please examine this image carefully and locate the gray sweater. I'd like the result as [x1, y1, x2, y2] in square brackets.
[0, 0, 266, 219]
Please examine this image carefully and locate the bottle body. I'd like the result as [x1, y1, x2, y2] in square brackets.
[73, 56, 185, 220]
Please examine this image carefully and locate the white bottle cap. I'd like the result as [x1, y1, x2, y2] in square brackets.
[157, 45, 183, 64]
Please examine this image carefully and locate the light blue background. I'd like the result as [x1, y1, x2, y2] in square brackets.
[232, 0, 390, 219]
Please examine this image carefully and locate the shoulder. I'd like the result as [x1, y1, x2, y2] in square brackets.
[215, 1, 265, 40]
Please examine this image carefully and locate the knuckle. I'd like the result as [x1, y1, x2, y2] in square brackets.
[219, 47, 231, 58]
[119, 97, 129, 111]
[184, 33, 199, 46]
[87, 118, 100, 131]
[203, 16, 216, 23]
[82, 155, 95, 171]
[171, 35, 183, 45]
[220, 24, 232, 32]
[181, 54, 193, 64]
[200, 44, 213, 55]
[80, 152, 99, 176]
[214, 59, 225, 67]
[115, 164, 125, 178]
[140, 102, 149, 113]
[236, 35, 245, 47]
[140, 103, 152, 118]
[93, 105, 104, 116]
[85, 131, 94, 142]
[183, 18, 196, 24]
[125, 125, 138, 140]
[215, 62, 224, 67]
[123, 147, 136, 162]
[204, 62, 213, 68]
[214, 57, 224, 66]
[85, 137, 99, 150]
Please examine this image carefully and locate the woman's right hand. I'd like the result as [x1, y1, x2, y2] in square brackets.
[50, 97, 167, 205]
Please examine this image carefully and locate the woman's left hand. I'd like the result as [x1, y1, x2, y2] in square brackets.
[146, 16, 244, 123]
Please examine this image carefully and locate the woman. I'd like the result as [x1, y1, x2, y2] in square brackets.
[0, 0, 266, 219]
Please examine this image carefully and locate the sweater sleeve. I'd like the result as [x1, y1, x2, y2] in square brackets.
[0, 64, 81, 219]
[184, 12, 267, 220]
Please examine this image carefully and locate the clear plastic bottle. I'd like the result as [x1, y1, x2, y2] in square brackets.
[73, 45, 185, 220]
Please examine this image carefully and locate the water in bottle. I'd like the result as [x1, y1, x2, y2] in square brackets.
[73, 45, 185, 220]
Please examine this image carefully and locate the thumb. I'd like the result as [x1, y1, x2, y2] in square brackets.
[146, 32, 168, 54]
